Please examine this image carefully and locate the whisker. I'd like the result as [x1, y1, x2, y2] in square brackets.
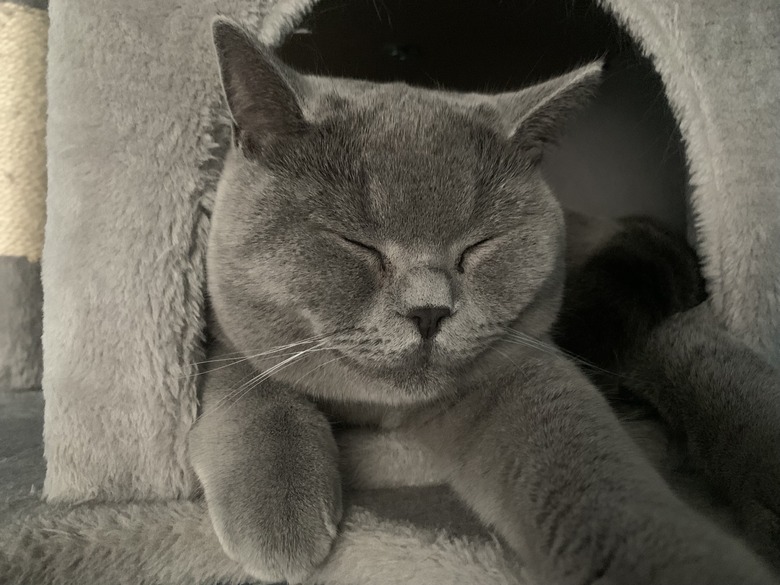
[196, 345, 324, 421]
[292, 354, 349, 385]
[181, 336, 331, 379]
[217, 348, 325, 414]
[195, 368, 263, 422]
[195, 342, 352, 422]
[503, 327, 575, 357]
[502, 327, 600, 368]
[501, 326, 650, 385]
[186, 335, 327, 366]
[185, 327, 361, 369]
[493, 348, 523, 370]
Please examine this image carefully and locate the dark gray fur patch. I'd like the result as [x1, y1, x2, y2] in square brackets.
[2, 0, 48, 11]
[0, 257, 42, 391]
[554, 216, 705, 384]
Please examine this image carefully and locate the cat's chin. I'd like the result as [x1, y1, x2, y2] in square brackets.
[340, 343, 476, 394]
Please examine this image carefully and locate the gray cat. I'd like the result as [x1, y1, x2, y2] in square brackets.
[189, 19, 780, 584]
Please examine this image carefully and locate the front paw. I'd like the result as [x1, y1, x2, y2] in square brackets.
[189, 379, 344, 582]
[210, 479, 342, 584]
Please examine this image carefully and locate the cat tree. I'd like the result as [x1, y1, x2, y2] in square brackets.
[1, 0, 779, 583]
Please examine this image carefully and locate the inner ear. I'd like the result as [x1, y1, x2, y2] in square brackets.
[212, 18, 307, 154]
[494, 60, 604, 163]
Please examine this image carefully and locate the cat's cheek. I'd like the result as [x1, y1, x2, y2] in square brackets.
[469, 257, 538, 322]
[290, 253, 377, 323]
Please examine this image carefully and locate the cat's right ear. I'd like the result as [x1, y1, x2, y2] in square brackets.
[493, 61, 603, 166]
[212, 18, 306, 155]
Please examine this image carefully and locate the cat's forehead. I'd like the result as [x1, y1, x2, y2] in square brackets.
[259, 84, 519, 240]
[314, 84, 490, 148]
[352, 94, 487, 237]
[362, 89, 485, 144]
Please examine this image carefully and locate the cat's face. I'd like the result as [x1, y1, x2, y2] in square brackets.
[208, 21, 601, 404]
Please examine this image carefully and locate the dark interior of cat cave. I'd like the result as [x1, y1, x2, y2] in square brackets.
[278, 0, 689, 235]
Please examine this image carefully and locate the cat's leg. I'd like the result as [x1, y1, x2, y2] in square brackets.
[188, 339, 342, 584]
[556, 214, 780, 566]
[411, 355, 777, 585]
[624, 304, 780, 566]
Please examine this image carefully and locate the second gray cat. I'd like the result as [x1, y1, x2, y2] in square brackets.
[189, 19, 780, 584]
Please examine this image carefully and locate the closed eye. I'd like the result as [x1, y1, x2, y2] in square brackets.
[457, 237, 495, 273]
[340, 235, 386, 271]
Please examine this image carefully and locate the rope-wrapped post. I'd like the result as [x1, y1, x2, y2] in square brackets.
[0, 0, 48, 391]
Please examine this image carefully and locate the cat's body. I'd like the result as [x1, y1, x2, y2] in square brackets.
[189, 20, 780, 584]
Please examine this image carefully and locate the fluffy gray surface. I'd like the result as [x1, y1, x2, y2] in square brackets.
[0, 391, 44, 504]
[2, 0, 777, 583]
[601, 0, 780, 363]
[0, 390, 518, 584]
[0, 258, 42, 391]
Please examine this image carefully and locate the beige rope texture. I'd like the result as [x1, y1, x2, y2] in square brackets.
[0, 3, 47, 262]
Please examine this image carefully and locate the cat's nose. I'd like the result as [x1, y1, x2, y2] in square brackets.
[406, 306, 451, 340]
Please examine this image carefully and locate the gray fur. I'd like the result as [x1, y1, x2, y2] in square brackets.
[191, 20, 780, 585]
[625, 305, 780, 564]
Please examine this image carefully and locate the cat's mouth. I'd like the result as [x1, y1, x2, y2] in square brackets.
[407, 340, 435, 367]
[340, 338, 467, 382]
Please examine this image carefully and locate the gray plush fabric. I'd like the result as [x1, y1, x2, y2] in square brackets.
[0, 258, 42, 390]
[1, 390, 517, 584]
[1, 0, 777, 583]
[600, 0, 780, 364]
[0, 391, 44, 505]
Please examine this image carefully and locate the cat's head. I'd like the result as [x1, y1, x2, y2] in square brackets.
[207, 20, 601, 405]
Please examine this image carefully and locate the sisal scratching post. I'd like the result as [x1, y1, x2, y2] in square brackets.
[0, 1, 47, 391]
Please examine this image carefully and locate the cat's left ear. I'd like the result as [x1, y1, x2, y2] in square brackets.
[494, 60, 603, 164]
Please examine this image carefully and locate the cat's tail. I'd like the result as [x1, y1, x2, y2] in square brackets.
[554, 213, 706, 381]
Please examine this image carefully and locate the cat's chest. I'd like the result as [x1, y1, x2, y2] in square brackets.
[317, 398, 414, 429]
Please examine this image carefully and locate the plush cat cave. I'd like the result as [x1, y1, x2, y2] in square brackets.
[2, 0, 779, 583]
